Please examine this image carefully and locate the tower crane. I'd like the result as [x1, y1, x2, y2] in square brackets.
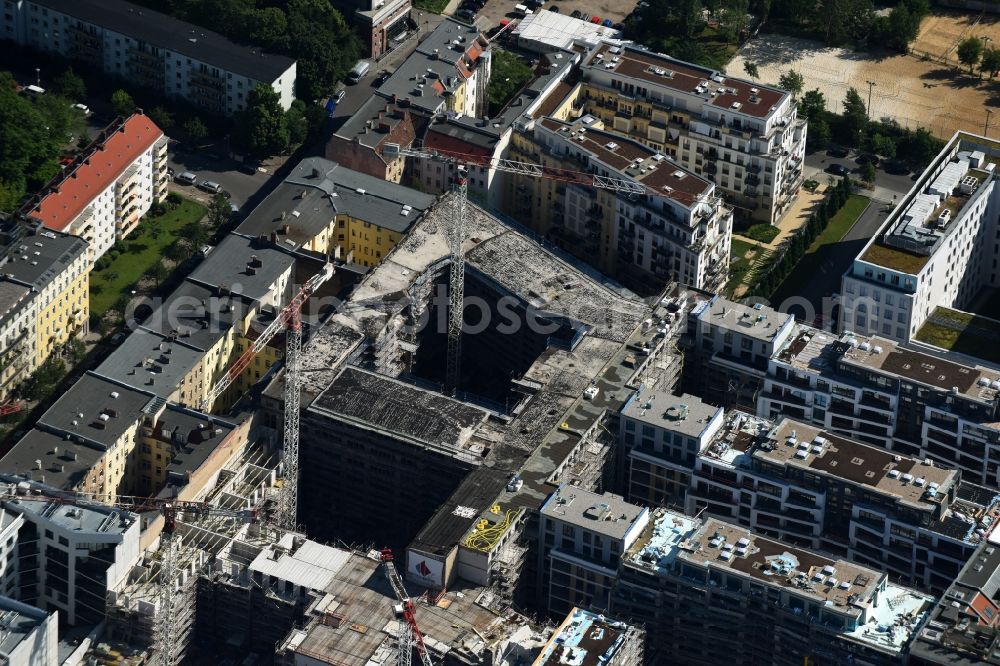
[0, 487, 256, 666]
[380, 548, 434, 666]
[200, 263, 335, 532]
[381, 142, 724, 395]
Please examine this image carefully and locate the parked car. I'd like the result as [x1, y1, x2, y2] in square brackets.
[884, 159, 911, 175]
[373, 70, 391, 86]
[198, 179, 223, 194]
[175, 171, 197, 185]
[110, 332, 126, 345]
[826, 145, 849, 158]
[571, 9, 583, 17]
[857, 153, 880, 166]
[72, 103, 91, 116]
[590, 16, 603, 24]
[548, 4, 559, 10]
[456, 7, 476, 20]
[602, 18, 613, 26]
[230, 203, 240, 217]
[238, 163, 258, 175]
[827, 163, 851, 177]
[334, 89, 346, 104]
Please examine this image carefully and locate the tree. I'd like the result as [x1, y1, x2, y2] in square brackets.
[183, 117, 208, 143]
[778, 69, 804, 98]
[286, 102, 309, 145]
[957, 37, 983, 75]
[207, 193, 230, 228]
[743, 61, 760, 79]
[808, 117, 832, 150]
[798, 88, 826, 121]
[111, 89, 135, 117]
[148, 106, 175, 131]
[898, 127, 942, 167]
[486, 50, 534, 116]
[53, 68, 86, 101]
[232, 85, 289, 157]
[841, 87, 868, 147]
[980, 47, 1000, 80]
[870, 133, 896, 159]
[185, 221, 209, 249]
[861, 161, 876, 184]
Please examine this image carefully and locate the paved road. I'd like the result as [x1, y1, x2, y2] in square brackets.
[803, 149, 917, 203]
[167, 145, 271, 211]
[770, 199, 891, 330]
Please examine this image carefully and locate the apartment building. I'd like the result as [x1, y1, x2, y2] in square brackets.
[25, 114, 167, 262]
[538, 486, 649, 617]
[910, 536, 1000, 665]
[532, 607, 644, 666]
[611, 512, 933, 665]
[760, 324, 1000, 486]
[0, 222, 88, 399]
[618, 391, 724, 506]
[504, 114, 732, 294]
[325, 97, 422, 183]
[684, 414, 999, 592]
[841, 133, 999, 344]
[331, 0, 412, 60]
[2, 0, 297, 115]
[0, 595, 58, 666]
[576, 42, 807, 225]
[237, 157, 434, 267]
[376, 17, 490, 118]
[0, 479, 140, 627]
[683, 295, 796, 409]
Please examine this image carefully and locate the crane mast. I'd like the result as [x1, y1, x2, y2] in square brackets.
[380, 548, 434, 666]
[445, 171, 468, 394]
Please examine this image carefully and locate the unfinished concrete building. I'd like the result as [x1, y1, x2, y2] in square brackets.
[258, 193, 696, 611]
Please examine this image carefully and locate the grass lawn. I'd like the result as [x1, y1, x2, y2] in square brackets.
[805, 195, 870, 254]
[90, 198, 206, 317]
[915, 307, 1000, 364]
[413, 0, 448, 12]
[725, 238, 762, 295]
[738, 223, 780, 244]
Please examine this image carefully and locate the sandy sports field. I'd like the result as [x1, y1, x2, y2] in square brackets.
[727, 26, 999, 139]
[911, 11, 1000, 67]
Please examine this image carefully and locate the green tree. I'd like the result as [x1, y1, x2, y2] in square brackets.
[798, 88, 826, 120]
[232, 85, 289, 157]
[286, 0, 362, 101]
[870, 133, 896, 159]
[183, 117, 208, 143]
[841, 87, 868, 147]
[808, 117, 832, 149]
[486, 50, 534, 116]
[111, 89, 135, 117]
[778, 69, 804, 98]
[208, 193, 230, 228]
[980, 47, 1000, 80]
[957, 37, 983, 75]
[861, 160, 876, 184]
[185, 221, 209, 249]
[53, 68, 86, 101]
[248, 6, 289, 51]
[149, 106, 175, 131]
[898, 127, 942, 167]
[286, 100, 309, 145]
[743, 61, 760, 79]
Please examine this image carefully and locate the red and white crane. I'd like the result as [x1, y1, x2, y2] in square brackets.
[380, 548, 435, 666]
[200, 263, 334, 533]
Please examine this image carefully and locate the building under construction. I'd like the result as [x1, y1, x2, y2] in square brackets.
[260, 193, 696, 612]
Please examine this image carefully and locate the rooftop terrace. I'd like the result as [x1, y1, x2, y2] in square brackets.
[532, 608, 638, 666]
[915, 307, 1000, 367]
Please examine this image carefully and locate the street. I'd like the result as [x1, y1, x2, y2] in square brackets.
[802, 149, 917, 205]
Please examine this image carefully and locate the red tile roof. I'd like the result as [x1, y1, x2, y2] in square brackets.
[31, 114, 164, 232]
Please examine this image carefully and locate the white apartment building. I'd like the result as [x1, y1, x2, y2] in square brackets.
[2, 0, 297, 115]
[578, 42, 807, 225]
[26, 113, 168, 262]
[618, 391, 724, 505]
[841, 133, 1000, 344]
[506, 114, 732, 293]
[538, 485, 649, 617]
[0, 595, 58, 666]
[0, 481, 140, 627]
[0, 281, 35, 403]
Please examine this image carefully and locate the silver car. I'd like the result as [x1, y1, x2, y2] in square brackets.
[175, 171, 197, 185]
[198, 179, 222, 194]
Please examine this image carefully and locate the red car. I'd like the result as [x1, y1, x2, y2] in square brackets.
[590, 16, 602, 23]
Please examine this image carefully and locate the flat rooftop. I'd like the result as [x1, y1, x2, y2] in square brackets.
[695, 296, 793, 342]
[311, 367, 490, 455]
[582, 42, 787, 121]
[700, 411, 773, 466]
[774, 324, 844, 373]
[540, 486, 647, 541]
[0, 597, 51, 658]
[915, 307, 1000, 367]
[139, 280, 244, 353]
[95, 328, 204, 400]
[0, 479, 137, 535]
[36, 372, 152, 448]
[0, 229, 86, 288]
[620, 391, 722, 440]
[187, 234, 294, 303]
[840, 333, 1000, 402]
[154, 406, 237, 480]
[532, 608, 636, 666]
[0, 279, 30, 324]
[0, 429, 103, 489]
[758, 419, 956, 508]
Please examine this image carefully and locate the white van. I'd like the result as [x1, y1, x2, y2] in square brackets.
[23, 84, 45, 97]
[514, 3, 528, 13]
[347, 60, 371, 84]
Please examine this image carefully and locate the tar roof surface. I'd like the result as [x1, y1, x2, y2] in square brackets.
[583, 42, 786, 120]
[33, 0, 295, 80]
[758, 420, 956, 507]
[0, 280, 30, 321]
[36, 373, 152, 448]
[1, 429, 103, 489]
[95, 328, 204, 400]
[187, 234, 294, 301]
[311, 367, 489, 450]
[153, 406, 237, 477]
[0, 601, 48, 657]
[540, 486, 645, 540]
[139, 281, 244, 352]
[698, 296, 792, 341]
[1, 230, 86, 288]
[621, 391, 721, 439]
